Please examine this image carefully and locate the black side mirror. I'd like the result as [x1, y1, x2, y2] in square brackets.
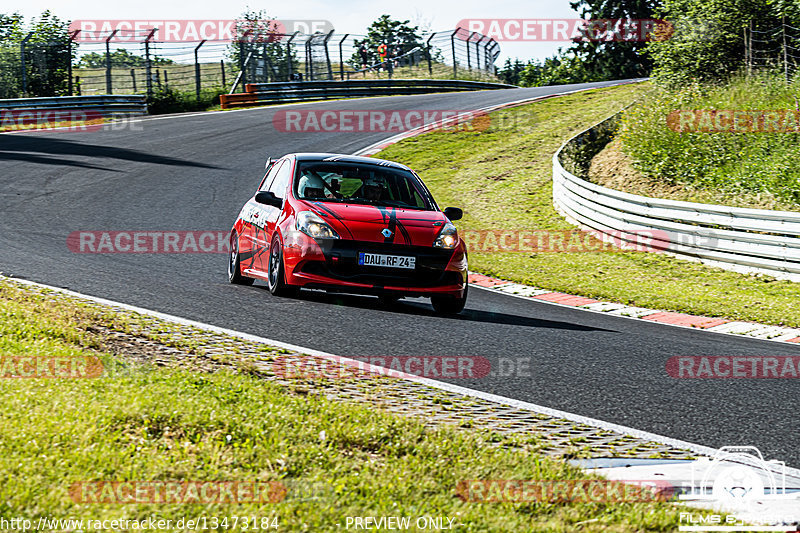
[265, 157, 273, 170]
[443, 207, 463, 221]
[255, 191, 282, 208]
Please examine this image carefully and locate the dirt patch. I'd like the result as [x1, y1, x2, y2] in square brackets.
[84, 325, 236, 374]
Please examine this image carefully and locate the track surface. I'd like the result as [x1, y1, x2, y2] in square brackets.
[2, 81, 798, 465]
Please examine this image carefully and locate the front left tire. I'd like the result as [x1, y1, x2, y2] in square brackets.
[431, 283, 468, 315]
[228, 230, 254, 286]
[267, 234, 298, 297]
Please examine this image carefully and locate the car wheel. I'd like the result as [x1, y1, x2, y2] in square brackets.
[228, 230, 254, 286]
[431, 283, 468, 315]
[267, 234, 298, 297]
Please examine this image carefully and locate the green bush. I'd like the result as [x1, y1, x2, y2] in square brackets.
[620, 72, 800, 206]
[146, 87, 226, 115]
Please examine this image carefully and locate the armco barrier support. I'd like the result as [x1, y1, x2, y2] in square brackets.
[0, 95, 148, 117]
[220, 79, 516, 109]
[553, 114, 800, 281]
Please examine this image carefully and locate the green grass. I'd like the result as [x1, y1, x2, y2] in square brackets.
[621, 72, 800, 208]
[0, 280, 685, 531]
[375, 82, 800, 327]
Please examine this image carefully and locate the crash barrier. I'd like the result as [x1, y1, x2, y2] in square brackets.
[553, 113, 800, 281]
[219, 79, 516, 109]
[0, 95, 148, 117]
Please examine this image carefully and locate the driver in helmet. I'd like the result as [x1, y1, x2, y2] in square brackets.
[297, 172, 329, 199]
[363, 175, 387, 202]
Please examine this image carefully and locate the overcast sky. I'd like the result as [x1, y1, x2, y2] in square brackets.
[15, 0, 582, 63]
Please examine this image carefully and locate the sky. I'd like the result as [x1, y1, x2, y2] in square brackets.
[13, 0, 583, 63]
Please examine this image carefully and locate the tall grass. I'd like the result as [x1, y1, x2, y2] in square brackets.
[620, 72, 800, 206]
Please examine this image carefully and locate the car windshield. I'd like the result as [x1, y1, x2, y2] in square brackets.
[293, 161, 435, 210]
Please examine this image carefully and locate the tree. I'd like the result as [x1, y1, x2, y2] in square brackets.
[77, 49, 173, 68]
[568, 0, 659, 81]
[0, 11, 72, 97]
[351, 15, 423, 68]
[0, 13, 25, 97]
[227, 9, 294, 83]
[519, 51, 590, 86]
[646, 0, 799, 86]
[497, 58, 529, 85]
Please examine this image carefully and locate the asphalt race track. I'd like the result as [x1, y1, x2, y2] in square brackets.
[2, 80, 798, 466]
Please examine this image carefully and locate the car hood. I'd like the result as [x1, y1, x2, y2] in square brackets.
[303, 202, 448, 246]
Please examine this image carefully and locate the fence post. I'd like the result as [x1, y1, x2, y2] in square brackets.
[20, 32, 32, 97]
[194, 39, 206, 99]
[130, 69, 136, 92]
[783, 17, 789, 83]
[324, 29, 334, 80]
[239, 30, 251, 88]
[305, 38, 312, 80]
[68, 30, 79, 95]
[220, 59, 226, 87]
[466, 31, 477, 70]
[747, 22, 753, 76]
[144, 28, 157, 98]
[475, 35, 486, 72]
[451, 28, 459, 78]
[426, 32, 435, 75]
[338, 33, 349, 80]
[286, 31, 298, 80]
[105, 30, 119, 94]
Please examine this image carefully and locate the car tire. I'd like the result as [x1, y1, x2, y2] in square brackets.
[228, 230, 254, 286]
[267, 234, 298, 297]
[431, 283, 468, 315]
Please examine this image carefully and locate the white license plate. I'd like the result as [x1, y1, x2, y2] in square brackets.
[358, 252, 415, 269]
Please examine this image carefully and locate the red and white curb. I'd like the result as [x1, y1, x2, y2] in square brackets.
[468, 272, 800, 345]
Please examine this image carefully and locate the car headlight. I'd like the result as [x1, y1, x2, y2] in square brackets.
[296, 211, 340, 240]
[433, 221, 458, 249]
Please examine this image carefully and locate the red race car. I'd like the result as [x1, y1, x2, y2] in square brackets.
[228, 153, 468, 313]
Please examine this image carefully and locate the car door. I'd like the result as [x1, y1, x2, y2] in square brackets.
[243, 160, 283, 275]
[255, 158, 294, 270]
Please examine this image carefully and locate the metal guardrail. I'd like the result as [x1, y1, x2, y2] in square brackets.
[0, 95, 148, 116]
[220, 79, 516, 109]
[553, 114, 800, 281]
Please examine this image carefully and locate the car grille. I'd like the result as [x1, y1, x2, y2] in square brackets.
[300, 240, 462, 288]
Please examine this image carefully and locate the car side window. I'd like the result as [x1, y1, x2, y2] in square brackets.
[269, 159, 294, 199]
[259, 160, 284, 192]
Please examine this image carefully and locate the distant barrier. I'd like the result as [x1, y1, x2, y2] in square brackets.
[0, 95, 148, 117]
[220, 79, 516, 109]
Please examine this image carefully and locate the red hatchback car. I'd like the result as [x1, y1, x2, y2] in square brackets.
[228, 153, 468, 313]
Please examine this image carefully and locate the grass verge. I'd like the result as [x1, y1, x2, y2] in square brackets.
[375, 82, 800, 327]
[0, 279, 686, 531]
